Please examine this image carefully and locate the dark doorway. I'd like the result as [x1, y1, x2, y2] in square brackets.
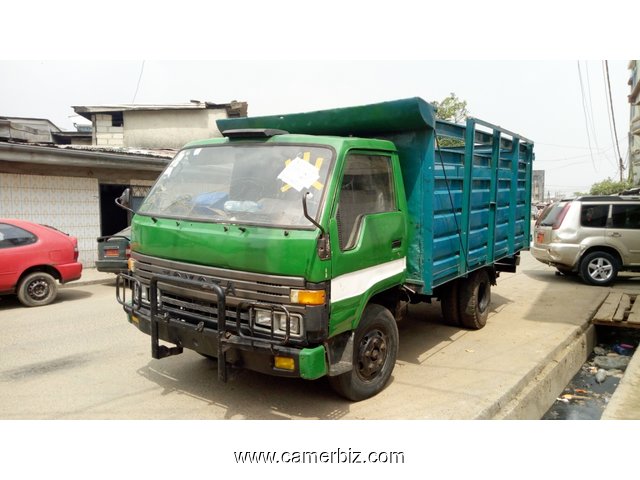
[100, 184, 129, 236]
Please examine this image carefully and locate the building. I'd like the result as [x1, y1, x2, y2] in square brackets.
[0, 142, 172, 266]
[532, 170, 545, 203]
[629, 60, 640, 186]
[72, 100, 247, 149]
[0, 116, 92, 145]
[1, 99, 248, 267]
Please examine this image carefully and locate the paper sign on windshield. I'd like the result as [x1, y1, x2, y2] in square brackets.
[277, 156, 320, 192]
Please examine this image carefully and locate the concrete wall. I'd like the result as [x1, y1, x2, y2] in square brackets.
[0, 118, 59, 143]
[94, 114, 124, 147]
[122, 109, 226, 149]
[0, 173, 100, 267]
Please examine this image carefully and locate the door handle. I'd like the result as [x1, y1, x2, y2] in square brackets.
[609, 232, 622, 237]
[391, 239, 402, 249]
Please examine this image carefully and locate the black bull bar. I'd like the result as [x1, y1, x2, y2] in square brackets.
[116, 272, 293, 383]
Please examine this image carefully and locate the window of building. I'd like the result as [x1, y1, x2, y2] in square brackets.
[111, 112, 123, 127]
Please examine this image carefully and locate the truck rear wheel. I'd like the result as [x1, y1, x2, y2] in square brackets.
[440, 280, 461, 326]
[329, 304, 398, 401]
[457, 269, 491, 330]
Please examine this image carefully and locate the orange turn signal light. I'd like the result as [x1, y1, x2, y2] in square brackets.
[290, 289, 326, 305]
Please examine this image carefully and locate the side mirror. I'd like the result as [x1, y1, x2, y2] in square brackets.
[115, 188, 134, 213]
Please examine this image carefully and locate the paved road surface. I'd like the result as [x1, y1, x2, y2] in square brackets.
[1, 252, 639, 419]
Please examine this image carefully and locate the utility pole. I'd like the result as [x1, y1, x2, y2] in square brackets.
[604, 60, 625, 182]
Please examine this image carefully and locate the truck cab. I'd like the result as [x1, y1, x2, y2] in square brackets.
[121, 132, 407, 400]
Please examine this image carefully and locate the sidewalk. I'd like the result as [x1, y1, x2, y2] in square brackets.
[61, 268, 116, 288]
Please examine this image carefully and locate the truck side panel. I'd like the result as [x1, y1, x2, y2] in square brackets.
[385, 119, 533, 294]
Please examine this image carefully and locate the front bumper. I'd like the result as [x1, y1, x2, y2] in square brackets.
[117, 272, 327, 381]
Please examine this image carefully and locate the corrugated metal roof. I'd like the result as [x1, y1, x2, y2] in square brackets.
[0, 140, 176, 159]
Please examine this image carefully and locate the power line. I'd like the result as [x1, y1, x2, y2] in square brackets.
[584, 61, 600, 151]
[132, 60, 146, 103]
[602, 61, 620, 170]
[604, 60, 625, 182]
[577, 61, 597, 171]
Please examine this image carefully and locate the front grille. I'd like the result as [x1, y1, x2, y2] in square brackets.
[133, 252, 306, 339]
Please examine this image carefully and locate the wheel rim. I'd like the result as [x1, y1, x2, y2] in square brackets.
[587, 257, 613, 281]
[356, 328, 388, 382]
[27, 278, 50, 300]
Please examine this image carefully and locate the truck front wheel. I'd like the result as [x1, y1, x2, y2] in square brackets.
[457, 269, 491, 330]
[329, 304, 398, 401]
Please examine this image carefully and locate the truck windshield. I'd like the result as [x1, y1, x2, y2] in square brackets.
[138, 144, 333, 228]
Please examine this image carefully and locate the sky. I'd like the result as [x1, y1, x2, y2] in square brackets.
[0, 59, 633, 197]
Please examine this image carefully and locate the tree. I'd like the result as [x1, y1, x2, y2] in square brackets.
[589, 177, 633, 195]
[432, 93, 468, 148]
[431, 93, 468, 123]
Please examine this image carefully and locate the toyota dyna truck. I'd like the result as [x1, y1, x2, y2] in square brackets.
[116, 97, 534, 400]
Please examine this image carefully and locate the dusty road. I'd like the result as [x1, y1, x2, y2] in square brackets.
[1, 252, 639, 419]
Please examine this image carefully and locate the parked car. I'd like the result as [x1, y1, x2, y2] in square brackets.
[0, 218, 82, 306]
[531, 195, 640, 286]
[96, 226, 131, 273]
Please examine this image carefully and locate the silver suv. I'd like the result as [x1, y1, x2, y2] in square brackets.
[531, 196, 640, 286]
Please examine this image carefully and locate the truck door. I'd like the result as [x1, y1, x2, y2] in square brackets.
[328, 151, 406, 315]
[607, 202, 640, 267]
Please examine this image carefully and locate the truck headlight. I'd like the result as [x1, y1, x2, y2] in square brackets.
[254, 309, 301, 335]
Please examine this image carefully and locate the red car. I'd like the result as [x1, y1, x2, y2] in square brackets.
[0, 218, 83, 307]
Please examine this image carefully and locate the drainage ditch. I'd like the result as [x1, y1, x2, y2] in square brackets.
[543, 326, 639, 420]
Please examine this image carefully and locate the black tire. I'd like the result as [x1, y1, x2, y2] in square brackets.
[579, 251, 619, 286]
[556, 266, 577, 276]
[329, 304, 398, 401]
[440, 281, 461, 326]
[17, 272, 58, 307]
[457, 269, 491, 330]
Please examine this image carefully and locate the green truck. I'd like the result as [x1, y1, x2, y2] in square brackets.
[116, 97, 534, 400]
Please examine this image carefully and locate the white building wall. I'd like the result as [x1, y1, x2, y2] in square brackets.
[0, 173, 100, 267]
[123, 109, 226, 149]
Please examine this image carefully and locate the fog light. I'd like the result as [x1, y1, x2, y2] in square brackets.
[274, 356, 295, 371]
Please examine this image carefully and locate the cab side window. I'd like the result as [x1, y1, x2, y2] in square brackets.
[0, 223, 37, 249]
[611, 204, 640, 229]
[580, 204, 608, 228]
[336, 153, 395, 250]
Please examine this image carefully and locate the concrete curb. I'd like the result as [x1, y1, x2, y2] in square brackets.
[601, 344, 640, 420]
[60, 276, 116, 289]
[491, 325, 596, 419]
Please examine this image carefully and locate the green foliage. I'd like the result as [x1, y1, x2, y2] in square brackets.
[431, 93, 468, 123]
[589, 178, 633, 195]
[433, 93, 468, 148]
